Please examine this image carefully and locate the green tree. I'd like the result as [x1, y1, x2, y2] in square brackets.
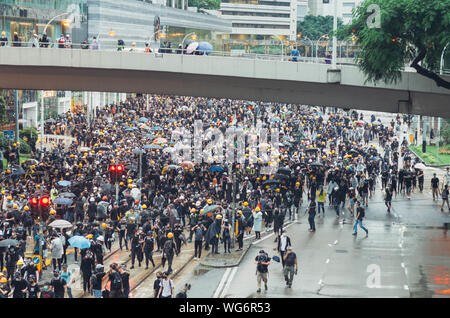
[188, 0, 221, 10]
[0, 95, 7, 124]
[347, 0, 450, 89]
[297, 15, 345, 41]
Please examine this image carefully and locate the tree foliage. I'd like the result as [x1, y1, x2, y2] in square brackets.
[188, 0, 221, 10]
[0, 95, 7, 124]
[346, 0, 450, 89]
[297, 15, 345, 41]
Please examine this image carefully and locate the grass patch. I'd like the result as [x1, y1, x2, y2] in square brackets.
[2, 153, 31, 167]
[410, 145, 450, 165]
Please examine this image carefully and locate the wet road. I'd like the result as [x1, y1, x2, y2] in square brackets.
[181, 188, 450, 298]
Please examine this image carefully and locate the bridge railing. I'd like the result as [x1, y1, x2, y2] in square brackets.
[2, 44, 450, 74]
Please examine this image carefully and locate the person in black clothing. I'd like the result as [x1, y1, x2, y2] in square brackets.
[431, 173, 440, 201]
[130, 231, 143, 269]
[5, 246, 19, 280]
[385, 187, 393, 213]
[143, 231, 155, 269]
[27, 275, 40, 298]
[11, 272, 28, 298]
[176, 283, 191, 298]
[91, 264, 105, 298]
[153, 271, 162, 298]
[80, 250, 95, 295]
[307, 201, 316, 232]
[0, 277, 11, 298]
[39, 283, 54, 298]
[39, 32, 49, 48]
[118, 219, 128, 250]
[120, 264, 130, 298]
[51, 269, 66, 298]
[162, 233, 175, 274]
[107, 263, 123, 298]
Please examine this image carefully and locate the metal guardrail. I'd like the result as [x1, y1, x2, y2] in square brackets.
[2, 42, 450, 73]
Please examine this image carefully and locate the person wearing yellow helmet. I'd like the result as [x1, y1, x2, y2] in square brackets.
[253, 206, 263, 239]
[162, 232, 175, 273]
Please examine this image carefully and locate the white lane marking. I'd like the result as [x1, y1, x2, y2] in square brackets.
[219, 267, 238, 298]
[213, 268, 231, 298]
[318, 279, 323, 285]
[403, 285, 409, 290]
[325, 258, 330, 264]
[401, 262, 405, 268]
[334, 240, 338, 245]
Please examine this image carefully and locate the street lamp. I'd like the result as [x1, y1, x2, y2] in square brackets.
[272, 35, 283, 61]
[181, 32, 197, 55]
[440, 43, 449, 76]
[315, 34, 329, 63]
[436, 43, 448, 162]
[332, 0, 338, 68]
[43, 12, 71, 34]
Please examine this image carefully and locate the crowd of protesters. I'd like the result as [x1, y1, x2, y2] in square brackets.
[0, 93, 447, 298]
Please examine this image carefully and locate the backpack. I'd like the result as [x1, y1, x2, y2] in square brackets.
[111, 272, 122, 290]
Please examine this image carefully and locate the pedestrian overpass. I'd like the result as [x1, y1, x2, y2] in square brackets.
[0, 47, 449, 117]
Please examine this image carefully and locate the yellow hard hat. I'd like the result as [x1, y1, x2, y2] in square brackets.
[243, 202, 248, 207]
[12, 143, 16, 147]
[128, 179, 133, 184]
[70, 154, 75, 158]
[86, 234, 93, 239]
[142, 204, 147, 209]
[50, 209, 56, 215]
[12, 204, 18, 209]
[191, 208, 197, 213]
[276, 188, 280, 192]
[101, 223, 107, 228]
[216, 214, 223, 219]
[296, 182, 300, 185]
[7, 196, 13, 200]
[238, 210, 243, 215]
[120, 182, 124, 186]
[6, 170, 11, 174]
[128, 184, 133, 188]
[167, 232, 174, 238]
[207, 199, 213, 204]
[1, 190, 4, 194]
[78, 163, 83, 168]
[200, 209, 204, 213]
[255, 207, 261, 212]
[24, 206, 30, 211]
[0, 277, 7, 283]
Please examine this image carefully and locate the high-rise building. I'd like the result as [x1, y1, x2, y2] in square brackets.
[219, 0, 298, 41]
[307, 0, 362, 24]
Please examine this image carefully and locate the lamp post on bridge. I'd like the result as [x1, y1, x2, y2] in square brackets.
[436, 43, 448, 162]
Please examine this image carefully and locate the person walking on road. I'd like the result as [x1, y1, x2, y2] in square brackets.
[91, 264, 105, 298]
[254, 249, 271, 293]
[252, 207, 263, 240]
[431, 173, 440, 201]
[158, 273, 174, 298]
[192, 223, 206, 260]
[441, 185, 449, 212]
[283, 247, 298, 288]
[143, 231, 155, 269]
[307, 201, 316, 232]
[352, 201, 368, 236]
[162, 233, 175, 274]
[385, 187, 393, 213]
[277, 231, 291, 268]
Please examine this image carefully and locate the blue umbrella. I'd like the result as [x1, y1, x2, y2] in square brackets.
[169, 119, 177, 123]
[146, 145, 163, 150]
[271, 118, 281, 122]
[143, 134, 154, 138]
[138, 117, 149, 123]
[197, 42, 213, 55]
[207, 100, 214, 106]
[209, 165, 224, 172]
[54, 197, 73, 205]
[58, 180, 71, 187]
[151, 126, 163, 131]
[68, 236, 91, 249]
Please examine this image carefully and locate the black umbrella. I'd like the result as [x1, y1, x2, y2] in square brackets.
[262, 179, 280, 186]
[348, 149, 359, 156]
[96, 147, 110, 151]
[0, 239, 20, 247]
[310, 162, 323, 168]
[306, 148, 319, 153]
[277, 167, 291, 175]
[275, 173, 289, 180]
[54, 198, 73, 205]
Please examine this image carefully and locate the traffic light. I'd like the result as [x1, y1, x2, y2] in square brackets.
[40, 196, 50, 207]
[109, 164, 125, 183]
[29, 196, 50, 220]
[30, 197, 38, 207]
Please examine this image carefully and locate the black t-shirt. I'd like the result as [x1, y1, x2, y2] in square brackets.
[40, 290, 54, 298]
[51, 277, 66, 296]
[431, 177, 439, 188]
[28, 284, 40, 298]
[357, 207, 365, 220]
[284, 252, 297, 267]
[121, 272, 130, 290]
[153, 279, 161, 291]
[91, 272, 105, 290]
[12, 279, 29, 298]
[255, 254, 271, 273]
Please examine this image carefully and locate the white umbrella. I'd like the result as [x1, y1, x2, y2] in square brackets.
[48, 219, 73, 229]
[414, 163, 426, 170]
[186, 42, 199, 54]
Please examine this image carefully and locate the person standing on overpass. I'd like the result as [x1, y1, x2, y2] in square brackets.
[291, 46, 299, 62]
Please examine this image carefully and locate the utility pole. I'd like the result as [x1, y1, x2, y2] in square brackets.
[15, 90, 19, 143]
[436, 117, 441, 163]
[332, 0, 338, 69]
[422, 116, 427, 153]
[40, 91, 44, 158]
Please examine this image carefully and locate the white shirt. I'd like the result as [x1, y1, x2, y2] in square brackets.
[160, 279, 174, 297]
[280, 235, 288, 252]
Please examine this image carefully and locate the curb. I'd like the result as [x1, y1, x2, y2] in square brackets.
[199, 220, 294, 268]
